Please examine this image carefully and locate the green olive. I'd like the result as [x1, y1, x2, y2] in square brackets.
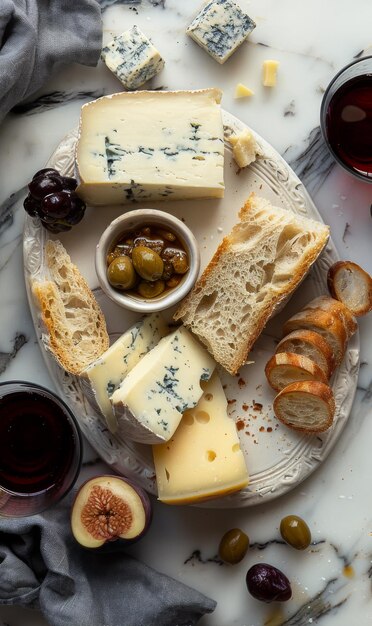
[138, 280, 165, 299]
[107, 256, 136, 290]
[132, 246, 164, 281]
[280, 515, 311, 550]
[172, 250, 189, 274]
[218, 528, 249, 564]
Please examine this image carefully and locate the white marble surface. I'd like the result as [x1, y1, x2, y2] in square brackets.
[0, 1, 372, 625]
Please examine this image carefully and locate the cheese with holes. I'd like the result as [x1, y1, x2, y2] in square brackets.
[76, 89, 224, 205]
[186, 0, 256, 64]
[228, 129, 261, 168]
[101, 26, 164, 90]
[80, 314, 168, 432]
[263, 60, 279, 87]
[153, 372, 249, 504]
[111, 326, 216, 444]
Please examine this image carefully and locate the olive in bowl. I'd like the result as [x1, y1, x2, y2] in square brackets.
[95, 209, 200, 313]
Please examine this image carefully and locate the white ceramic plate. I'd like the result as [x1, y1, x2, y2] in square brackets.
[23, 111, 359, 508]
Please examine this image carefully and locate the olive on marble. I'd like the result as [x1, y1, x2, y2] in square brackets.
[138, 280, 165, 299]
[246, 563, 292, 602]
[218, 528, 249, 564]
[132, 246, 164, 282]
[280, 515, 311, 550]
[107, 256, 136, 290]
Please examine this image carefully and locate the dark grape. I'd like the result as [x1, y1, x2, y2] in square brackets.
[41, 191, 73, 218]
[23, 194, 40, 216]
[29, 176, 63, 200]
[43, 222, 72, 233]
[32, 168, 59, 180]
[63, 208, 85, 226]
[60, 176, 78, 190]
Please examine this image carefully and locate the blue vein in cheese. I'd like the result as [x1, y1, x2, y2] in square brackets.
[101, 25, 165, 90]
[110, 326, 216, 444]
[186, 0, 256, 64]
[80, 314, 168, 432]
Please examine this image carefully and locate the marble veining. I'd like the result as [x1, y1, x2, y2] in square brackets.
[0, 1, 372, 625]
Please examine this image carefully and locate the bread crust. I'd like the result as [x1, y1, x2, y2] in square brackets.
[175, 193, 330, 375]
[327, 261, 372, 317]
[265, 352, 328, 391]
[273, 381, 335, 433]
[302, 295, 357, 339]
[275, 329, 335, 379]
[32, 241, 109, 375]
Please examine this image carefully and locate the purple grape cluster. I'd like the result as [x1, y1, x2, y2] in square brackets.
[23, 168, 86, 233]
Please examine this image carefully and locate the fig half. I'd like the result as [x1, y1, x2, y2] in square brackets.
[71, 475, 152, 548]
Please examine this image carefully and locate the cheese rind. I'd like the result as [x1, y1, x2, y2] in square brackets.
[76, 89, 225, 205]
[153, 372, 249, 504]
[111, 326, 216, 444]
[186, 0, 256, 64]
[228, 129, 261, 168]
[80, 314, 168, 432]
[101, 26, 164, 90]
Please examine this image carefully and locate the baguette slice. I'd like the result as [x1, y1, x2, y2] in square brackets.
[265, 352, 328, 391]
[302, 295, 357, 339]
[32, 240, 109, 375]
[283, 308, 347, 366]
[273, 381, 335, 433]
[276, 329, 335, 379]
[327, 261, 372, 316]
[174, 194, 329, 375]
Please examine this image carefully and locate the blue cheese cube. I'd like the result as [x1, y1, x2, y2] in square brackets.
[186, 0, 256, 64]
[101, 25, 165, 90]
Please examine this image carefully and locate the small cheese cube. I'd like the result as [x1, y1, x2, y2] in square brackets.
[234, 83, 254, 98]
[111, 326, 216, 444]
[153, 372, 249, 504]
[186, 0, 256, 64]
[81, 314, 168, 432]
[101, 25, 164, 90]
[228, 129, 261, 168]
[262, 59, 279, 87]
[76, 89, 225, 206]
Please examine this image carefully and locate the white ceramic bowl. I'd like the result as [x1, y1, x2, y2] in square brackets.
[95, 209, 200, 313]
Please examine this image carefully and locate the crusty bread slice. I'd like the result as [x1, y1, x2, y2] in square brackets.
[174, 194, 329, 375]
[283, 308, 347, 366]
[265, 352, 328, 391]
[327, 261, 372, 317]
[302, 295, 357, 339]
[275, 329, 335, 379]
[32, 240, 109, 375]
[273, 381, 335, 433]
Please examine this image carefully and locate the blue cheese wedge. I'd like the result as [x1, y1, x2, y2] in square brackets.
[186, 0, 256, 64]
[153, 372, 249, 504]
[101, 26, 165, 90]
[111, 326, 216, 444]
[76, 89, 225, 205]
[80, 314, 168, 433]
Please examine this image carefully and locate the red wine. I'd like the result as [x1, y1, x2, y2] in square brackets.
[0, 390, 77, 495]
[325, 74, 372, 177]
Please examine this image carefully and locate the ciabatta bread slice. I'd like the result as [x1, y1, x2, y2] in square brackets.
[283, 308, 347, 366]
[265, 352, 328, 391]
[174, 194, 329, 375]
[32, 240, 109, 375]
[327, 261, 372, 317]
[273, 381, 335, 433]
[302, 295, 357, 339]
[275, 329, 335, 379]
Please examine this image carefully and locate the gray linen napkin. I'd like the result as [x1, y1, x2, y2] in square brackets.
[0, 0, 103, 123]
[0, 496, 216, 625]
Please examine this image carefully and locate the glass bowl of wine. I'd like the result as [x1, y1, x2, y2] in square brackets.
[320, 56, 372, 182]
[0, 381, 82, 517]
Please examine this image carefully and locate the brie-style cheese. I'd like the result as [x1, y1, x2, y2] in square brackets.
[153, 372, 249, 504]
[111, 326, 216, 444]
[76, 89, 225, 205]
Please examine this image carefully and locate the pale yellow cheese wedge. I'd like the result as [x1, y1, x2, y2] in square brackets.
[235, 83, 254, 98]
[262, 59, 279, 87]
